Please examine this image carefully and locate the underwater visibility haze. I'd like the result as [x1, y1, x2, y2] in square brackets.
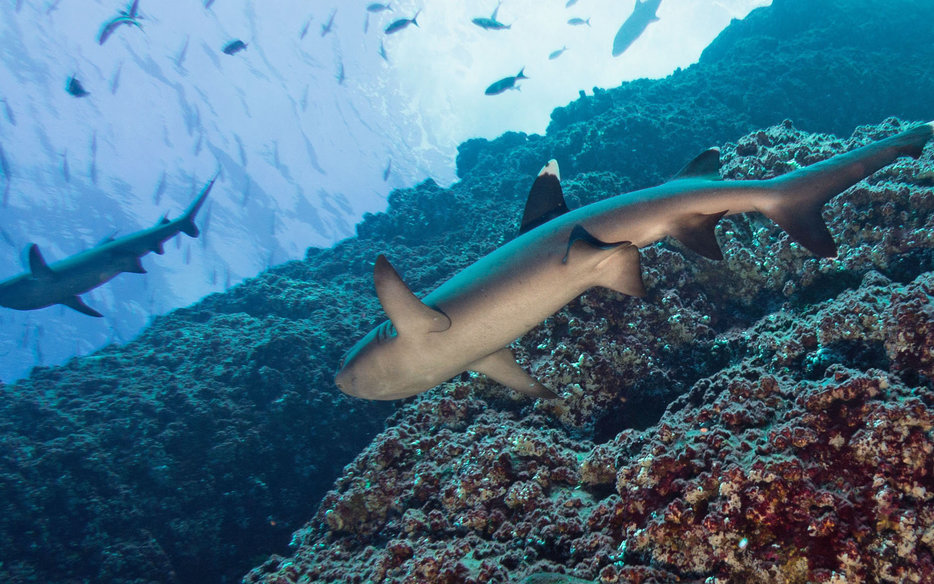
[3, 0, 934, 583]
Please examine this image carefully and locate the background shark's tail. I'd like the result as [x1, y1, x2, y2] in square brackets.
[178, 173, 218, 237]
[762, 121, 933, 257]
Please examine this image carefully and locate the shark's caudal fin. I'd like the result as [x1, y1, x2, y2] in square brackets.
[764, 121, 934, 257]
[178, 173, 217, 237]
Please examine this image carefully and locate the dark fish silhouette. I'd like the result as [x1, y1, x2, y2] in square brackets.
[378, 40, 389, 61]
[385, 11, 419, 34]
[565, 0, 578, 7]
[367, 2, 391, 12]
[383, 159, 391, 181]
[97, 0, 142, 45]
[300, 17, 312, 39]
[222, 39, 247, 55]
[567, 17, 590, 26]
[613, 0, 661, 56]
[204, 0, 215, 7]
[66, 76, 89, 97]
[0, 176, 216, 317]
[484, 68, 527, 95]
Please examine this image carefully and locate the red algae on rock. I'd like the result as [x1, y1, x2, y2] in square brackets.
[245, 119, 934, 584]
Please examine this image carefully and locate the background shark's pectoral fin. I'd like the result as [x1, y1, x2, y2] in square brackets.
[594, 243, 646, 297]
[669, 210, 728, 260]
[62, 295, 103, 317]
[26, 244, 54, 278]
[373, 254, 451, 334]
[469, 347, 559, 399]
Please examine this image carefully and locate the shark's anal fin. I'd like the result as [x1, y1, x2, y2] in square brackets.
[469, 347, 558, 399]
[374, 254, 451, 335]
[669, 210, 728, 260]
[27, 244, 54, 278]
[62, 295, 103, 317]
[670, 148, 721, 181]
[520, 160, 569, 234]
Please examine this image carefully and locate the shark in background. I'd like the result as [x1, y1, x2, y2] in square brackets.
[335, 122, 934, 401]
[613, 0, 662, 57]
[0, 175, 216, 317]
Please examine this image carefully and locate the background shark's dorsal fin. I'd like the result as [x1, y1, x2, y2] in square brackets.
[374, 255, 451, 335]
[671, 148, 721, 181]
[159, 215, 170, 225]
[520, 160, 569, 235]
[27, 244, 54, 278]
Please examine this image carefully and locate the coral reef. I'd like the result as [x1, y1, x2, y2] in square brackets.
[3, 0, 934, 583]
[245, 119, 934, 584]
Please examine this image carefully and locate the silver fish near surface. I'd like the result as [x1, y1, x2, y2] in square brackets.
[335, 122, 934, 400]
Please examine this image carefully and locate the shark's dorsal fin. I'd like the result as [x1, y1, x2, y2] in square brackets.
[27, 244, 54, 278]
[520, 160, 569, 234]
[159, 215, 171, 225]
[670, 210, 728, 260]
[374, 255, 451, 335]
[671, 148, 721, 181]
[61, 295, 103, 317]
[468, 347, 558, 399]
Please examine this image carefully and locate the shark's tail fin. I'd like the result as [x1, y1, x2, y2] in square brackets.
[178, 172, 218, 237]
[762, 121, 933, 257]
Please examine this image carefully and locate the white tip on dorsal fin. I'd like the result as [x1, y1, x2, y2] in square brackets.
[671, 148, 721, 181]
[373, 254, 451, 335]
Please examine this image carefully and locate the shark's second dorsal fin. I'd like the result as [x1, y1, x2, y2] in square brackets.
[671, 148, 722, 181]
[374, 254, 451, 335]
[27, 244, 54, 278]
[519, 160, 569, 235]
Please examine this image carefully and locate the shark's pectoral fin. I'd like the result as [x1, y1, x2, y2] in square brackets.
[519, 160, 569, 234]
[670, 210, 728, 260]
[763, 203, 837, 257]
[62, 295, 103, 317]
[374, 254, 451, 334]
[670, 148, 721, 181]
[562, 224, 628, 264]
[26, 244, 55, 278]
[469, 347, 559, 399]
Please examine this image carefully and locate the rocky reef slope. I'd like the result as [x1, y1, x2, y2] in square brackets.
[246, 117, 934, 583]
[2, 0, 934, 583]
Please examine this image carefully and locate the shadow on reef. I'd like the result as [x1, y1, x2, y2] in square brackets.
[4, 0, 934, 582]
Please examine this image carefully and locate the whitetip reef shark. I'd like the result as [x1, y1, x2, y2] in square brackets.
[0, 175, 216, 317]
[335, 122, 934, 400]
